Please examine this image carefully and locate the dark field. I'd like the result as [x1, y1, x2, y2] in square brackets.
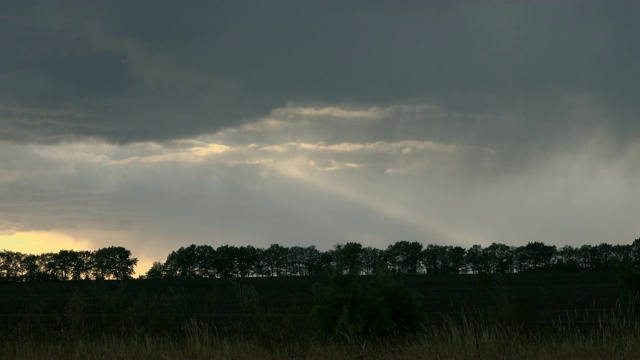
[2, 272, 637, 359]
[0, 272, 622, 330]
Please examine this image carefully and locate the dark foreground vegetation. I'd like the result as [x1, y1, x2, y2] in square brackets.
[1, 264, 640, 359]
[2, 239, 640, 359]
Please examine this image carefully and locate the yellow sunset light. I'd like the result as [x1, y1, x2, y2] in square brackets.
[0, 231, 152, 277]
[0, 231, 93, 254]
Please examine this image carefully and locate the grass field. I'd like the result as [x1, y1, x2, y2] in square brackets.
[0, 272, 633, 359]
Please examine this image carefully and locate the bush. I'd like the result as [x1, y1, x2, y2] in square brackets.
[312, 265, 424, 340]
[613, 260, 640, 304]
[233, 282, 312, 359]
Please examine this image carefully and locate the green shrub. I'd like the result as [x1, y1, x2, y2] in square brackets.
[312, 265, 424, 340]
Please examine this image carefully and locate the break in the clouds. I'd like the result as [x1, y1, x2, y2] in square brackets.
[2, 103, 640, 269]
[1, 2, 639, 272]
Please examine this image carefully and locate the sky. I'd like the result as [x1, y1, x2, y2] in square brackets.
[1, 1, 639, 275]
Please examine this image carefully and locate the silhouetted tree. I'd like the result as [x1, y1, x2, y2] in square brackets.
[236, 245, 259, 277]
[253, 247, 268, 277]
[612, 244, 632, 265]
[0, 250, 23, 281]
[631, 238, 640, 269]
[286, 246, 306, 276]
[21, 254, 42, 281]
[361, 247, 385, 275]
[333, 242, 364, 273]
[386, 241, 423, 275]
[37, 253, 59, 280]
[92, 246, 137, 280]
[215, 245, 239, 277]
[145, 261, 165, 279]
[263, 244, 289, 276]
[164, 245, 201, 278]
[422, 244, 444, 275]
[316, 250, 336, 275]
[445, 246, 467, 274]
[589, 243, 614, 272]
[301, 245, 322, 276]
[423, 244, 467, 275]
[555, 245, 582, 272]
[194, 244, 217, 278]
[465, 245, 489, 274]
[485, 243, 515, 274]
[515, 242, 556, 272]
[577, 244, 594, 271]
[73, 250, 93, 280]
[53, 250, 89, 280]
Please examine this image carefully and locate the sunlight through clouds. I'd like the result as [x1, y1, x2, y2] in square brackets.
[2, 103, 640, 273]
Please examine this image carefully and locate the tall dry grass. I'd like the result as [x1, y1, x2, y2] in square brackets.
[3, 303, 640, 360]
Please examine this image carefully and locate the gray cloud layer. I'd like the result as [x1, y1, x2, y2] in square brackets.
[1, 104, 639, 260]
[1, 1, 639, 143]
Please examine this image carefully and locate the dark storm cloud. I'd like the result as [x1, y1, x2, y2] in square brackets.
[1, 1, 639, 143]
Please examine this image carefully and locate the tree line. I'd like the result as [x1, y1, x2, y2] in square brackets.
[2, 239, 639, 282]
[144, 239, 640, 279]
[0, 246, 137, 281]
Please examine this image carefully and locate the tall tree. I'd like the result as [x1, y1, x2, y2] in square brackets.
[301, 246, 322, 276]
[21, 254, 43, 281]
[164, 245, 201, 278]
[73, 250, 94, 280]
[333, 242, 364, 273]
[555, 245, 582, 272]
[484, 243, 515, 274]
[576, 245, 594, 271]
[631, 238, 640, 269]
[316, 250, 336, 276]
[92, 246, 137, 280]
[386, 241, 423, 275]
[516, 242, 557, 272]
[465, 245, 488, 274]
[52, 250, 82, 280]
[0, 250, 23, 280]
[195, 244, 217, 278]
[612, 244, 632, 265]
[38, 253, 59, 280]
[422, 244, 447, 275]
[589, 243, 614, 272]
[236, 245, 259, 278]
[361, 247, 385, 275]
[263, 244, 289, 276]
[145, 261, 165, 279]
[286, 246, 306, 276]
[445, 246, 467, 275]
[215, 245, 239, 278]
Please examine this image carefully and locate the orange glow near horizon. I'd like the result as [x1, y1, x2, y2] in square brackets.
[0, 231, 93, 254]
[0, 231, 152, 277]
